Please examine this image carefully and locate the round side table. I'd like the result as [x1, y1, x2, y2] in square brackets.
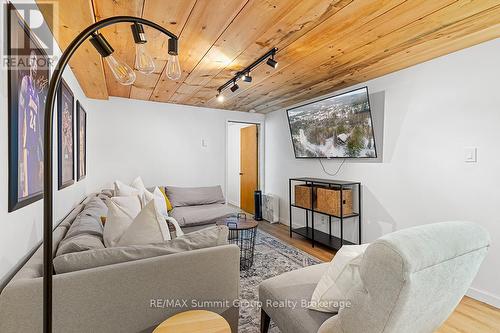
[153, 310, 230, 333]
[217, 214, 259, 270]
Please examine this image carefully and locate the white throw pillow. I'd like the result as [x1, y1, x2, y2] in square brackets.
[143, 187, 169, 217]
[309, 244, 370, 313]
[114, 178, 141, 196]
[117, 200, 171, 246]
[103, 196, 142, 247]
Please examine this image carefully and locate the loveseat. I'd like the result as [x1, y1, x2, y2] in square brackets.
[0, 193, 240, 333]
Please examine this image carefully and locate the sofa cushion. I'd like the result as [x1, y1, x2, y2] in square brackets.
[53, 225, 229, 274]
[166, 186, 225, 208]
[56, 197, 107, 256]
[117, 200, 171, 246]
[170, 203, 239, 227]
[259, 263, 333, 333]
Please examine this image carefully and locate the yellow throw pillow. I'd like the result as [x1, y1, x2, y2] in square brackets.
[159, 187, 173, 211]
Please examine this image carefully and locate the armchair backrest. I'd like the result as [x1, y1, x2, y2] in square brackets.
[337, 221, 490, 333]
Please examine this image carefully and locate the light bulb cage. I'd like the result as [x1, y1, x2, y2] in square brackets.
[217, 47, 277, 95]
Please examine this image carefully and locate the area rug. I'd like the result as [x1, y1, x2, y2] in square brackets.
[238, 229, 323, 333]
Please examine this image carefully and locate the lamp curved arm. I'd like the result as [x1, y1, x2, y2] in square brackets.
[43, 16, 178, 332]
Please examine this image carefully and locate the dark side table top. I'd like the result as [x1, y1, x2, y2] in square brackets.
[216, 214, 259, 230]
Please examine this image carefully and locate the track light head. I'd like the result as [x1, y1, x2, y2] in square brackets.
[89, 33, 114, 57]
[216, 92, 225, 102]
[230, 83, 239, 92]
[131, 22, 147, 44]
[266, 57, 278, 69]
[168, 38, 178, 55]
[241, 73, 252, 83]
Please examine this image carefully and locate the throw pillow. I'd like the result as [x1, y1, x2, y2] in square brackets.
[159, 187, 173, 211]
[103, 196, 142, 247]
[142, 187, 169, 217]
[309, 243, 370, 313]
[117, 200, 171, 246]
[114, 176, 144, 196]
[53, 225, 229, 274]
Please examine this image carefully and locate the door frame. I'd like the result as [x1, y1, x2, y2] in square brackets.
[225, 120, 264, 208]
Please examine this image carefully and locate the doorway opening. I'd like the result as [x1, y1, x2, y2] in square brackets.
[227, 121, 259, 214]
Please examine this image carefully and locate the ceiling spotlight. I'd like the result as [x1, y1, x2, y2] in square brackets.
[216, 92, 225, 102]
[266, 56, 278, 69]
[230, 83, 239, 92]
[241, 73, 252, 83]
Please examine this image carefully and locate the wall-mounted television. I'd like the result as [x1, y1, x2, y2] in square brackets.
[286, 87, 377, 158]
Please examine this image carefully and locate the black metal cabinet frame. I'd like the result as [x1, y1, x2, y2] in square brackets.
[288, 177, 362, 250]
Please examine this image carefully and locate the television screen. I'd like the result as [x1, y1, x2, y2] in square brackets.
[286, 87, 377, 158]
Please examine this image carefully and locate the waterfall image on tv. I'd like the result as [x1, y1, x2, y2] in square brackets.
[287, 87, 377, 158]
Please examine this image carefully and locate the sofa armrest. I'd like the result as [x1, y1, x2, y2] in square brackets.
[0, 244, 240, 333]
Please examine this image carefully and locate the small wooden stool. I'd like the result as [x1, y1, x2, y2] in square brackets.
[153, 310, 231, 333]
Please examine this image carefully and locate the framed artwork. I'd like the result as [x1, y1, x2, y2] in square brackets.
[7, 3, 50, 212]
[57, 79, 74, 189]
[76, 101, 87, 181]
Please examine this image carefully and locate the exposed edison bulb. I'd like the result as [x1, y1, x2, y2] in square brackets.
[135, 43, 155, 74]
[216, 93, 225, 102]
[105, 55, 136, 85]
[166, 54, 181, 80]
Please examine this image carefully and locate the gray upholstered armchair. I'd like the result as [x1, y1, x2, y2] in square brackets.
[259, 221, 490, 333]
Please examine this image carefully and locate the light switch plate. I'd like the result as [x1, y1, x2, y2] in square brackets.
[201, 139, 208, 148]
[464, 147, 477, 163]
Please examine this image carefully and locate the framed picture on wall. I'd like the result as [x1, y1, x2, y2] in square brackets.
[7, 3, 50, 212]
[76, 101, 87, 181]
[57, 79, 75, 189]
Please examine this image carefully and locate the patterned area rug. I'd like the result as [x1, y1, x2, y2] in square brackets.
[238, 229, 322, 333]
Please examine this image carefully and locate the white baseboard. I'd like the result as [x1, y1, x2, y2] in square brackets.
[467, 287, 500, 309]
[227, 200, 240, 207]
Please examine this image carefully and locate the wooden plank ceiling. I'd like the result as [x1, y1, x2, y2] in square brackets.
[38, 0, 500, 113]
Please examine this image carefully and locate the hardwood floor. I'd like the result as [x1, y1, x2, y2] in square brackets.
[257, 221, 500, 333]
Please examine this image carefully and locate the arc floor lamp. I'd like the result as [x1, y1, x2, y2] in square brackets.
[42, 16, 180, 332]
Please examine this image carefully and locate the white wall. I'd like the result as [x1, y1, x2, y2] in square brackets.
[264, 39, 500, 308]
[0, 1, 92, 282]
[227, 122, 254, 206]
[86, 97, 264, 195]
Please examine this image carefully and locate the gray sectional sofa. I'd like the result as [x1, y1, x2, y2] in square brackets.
[0, 188, 241, 333]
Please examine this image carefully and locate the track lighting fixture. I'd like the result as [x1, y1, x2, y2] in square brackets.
[90, 32, 136, 85]
[241, 73, 252, 83]
[266, 55, 278, 69]
[216, 47, 277, 100]
[216, 91, 225, 102]
[131, 23, 155, 74]
[230, 83, 239, 92]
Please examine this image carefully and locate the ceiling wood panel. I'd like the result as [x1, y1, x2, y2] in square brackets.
[41, 0, 500, 110]
[247, 0, 500, 112]
[258, 5, 500, 113]
[196, 0, 408, 108]
[93, 0, 144, 98]
[184, 0, 353, 107]
[168, 0, 305, 104]
[37, 0, 108, 99]
[150, 0, 249, 102]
